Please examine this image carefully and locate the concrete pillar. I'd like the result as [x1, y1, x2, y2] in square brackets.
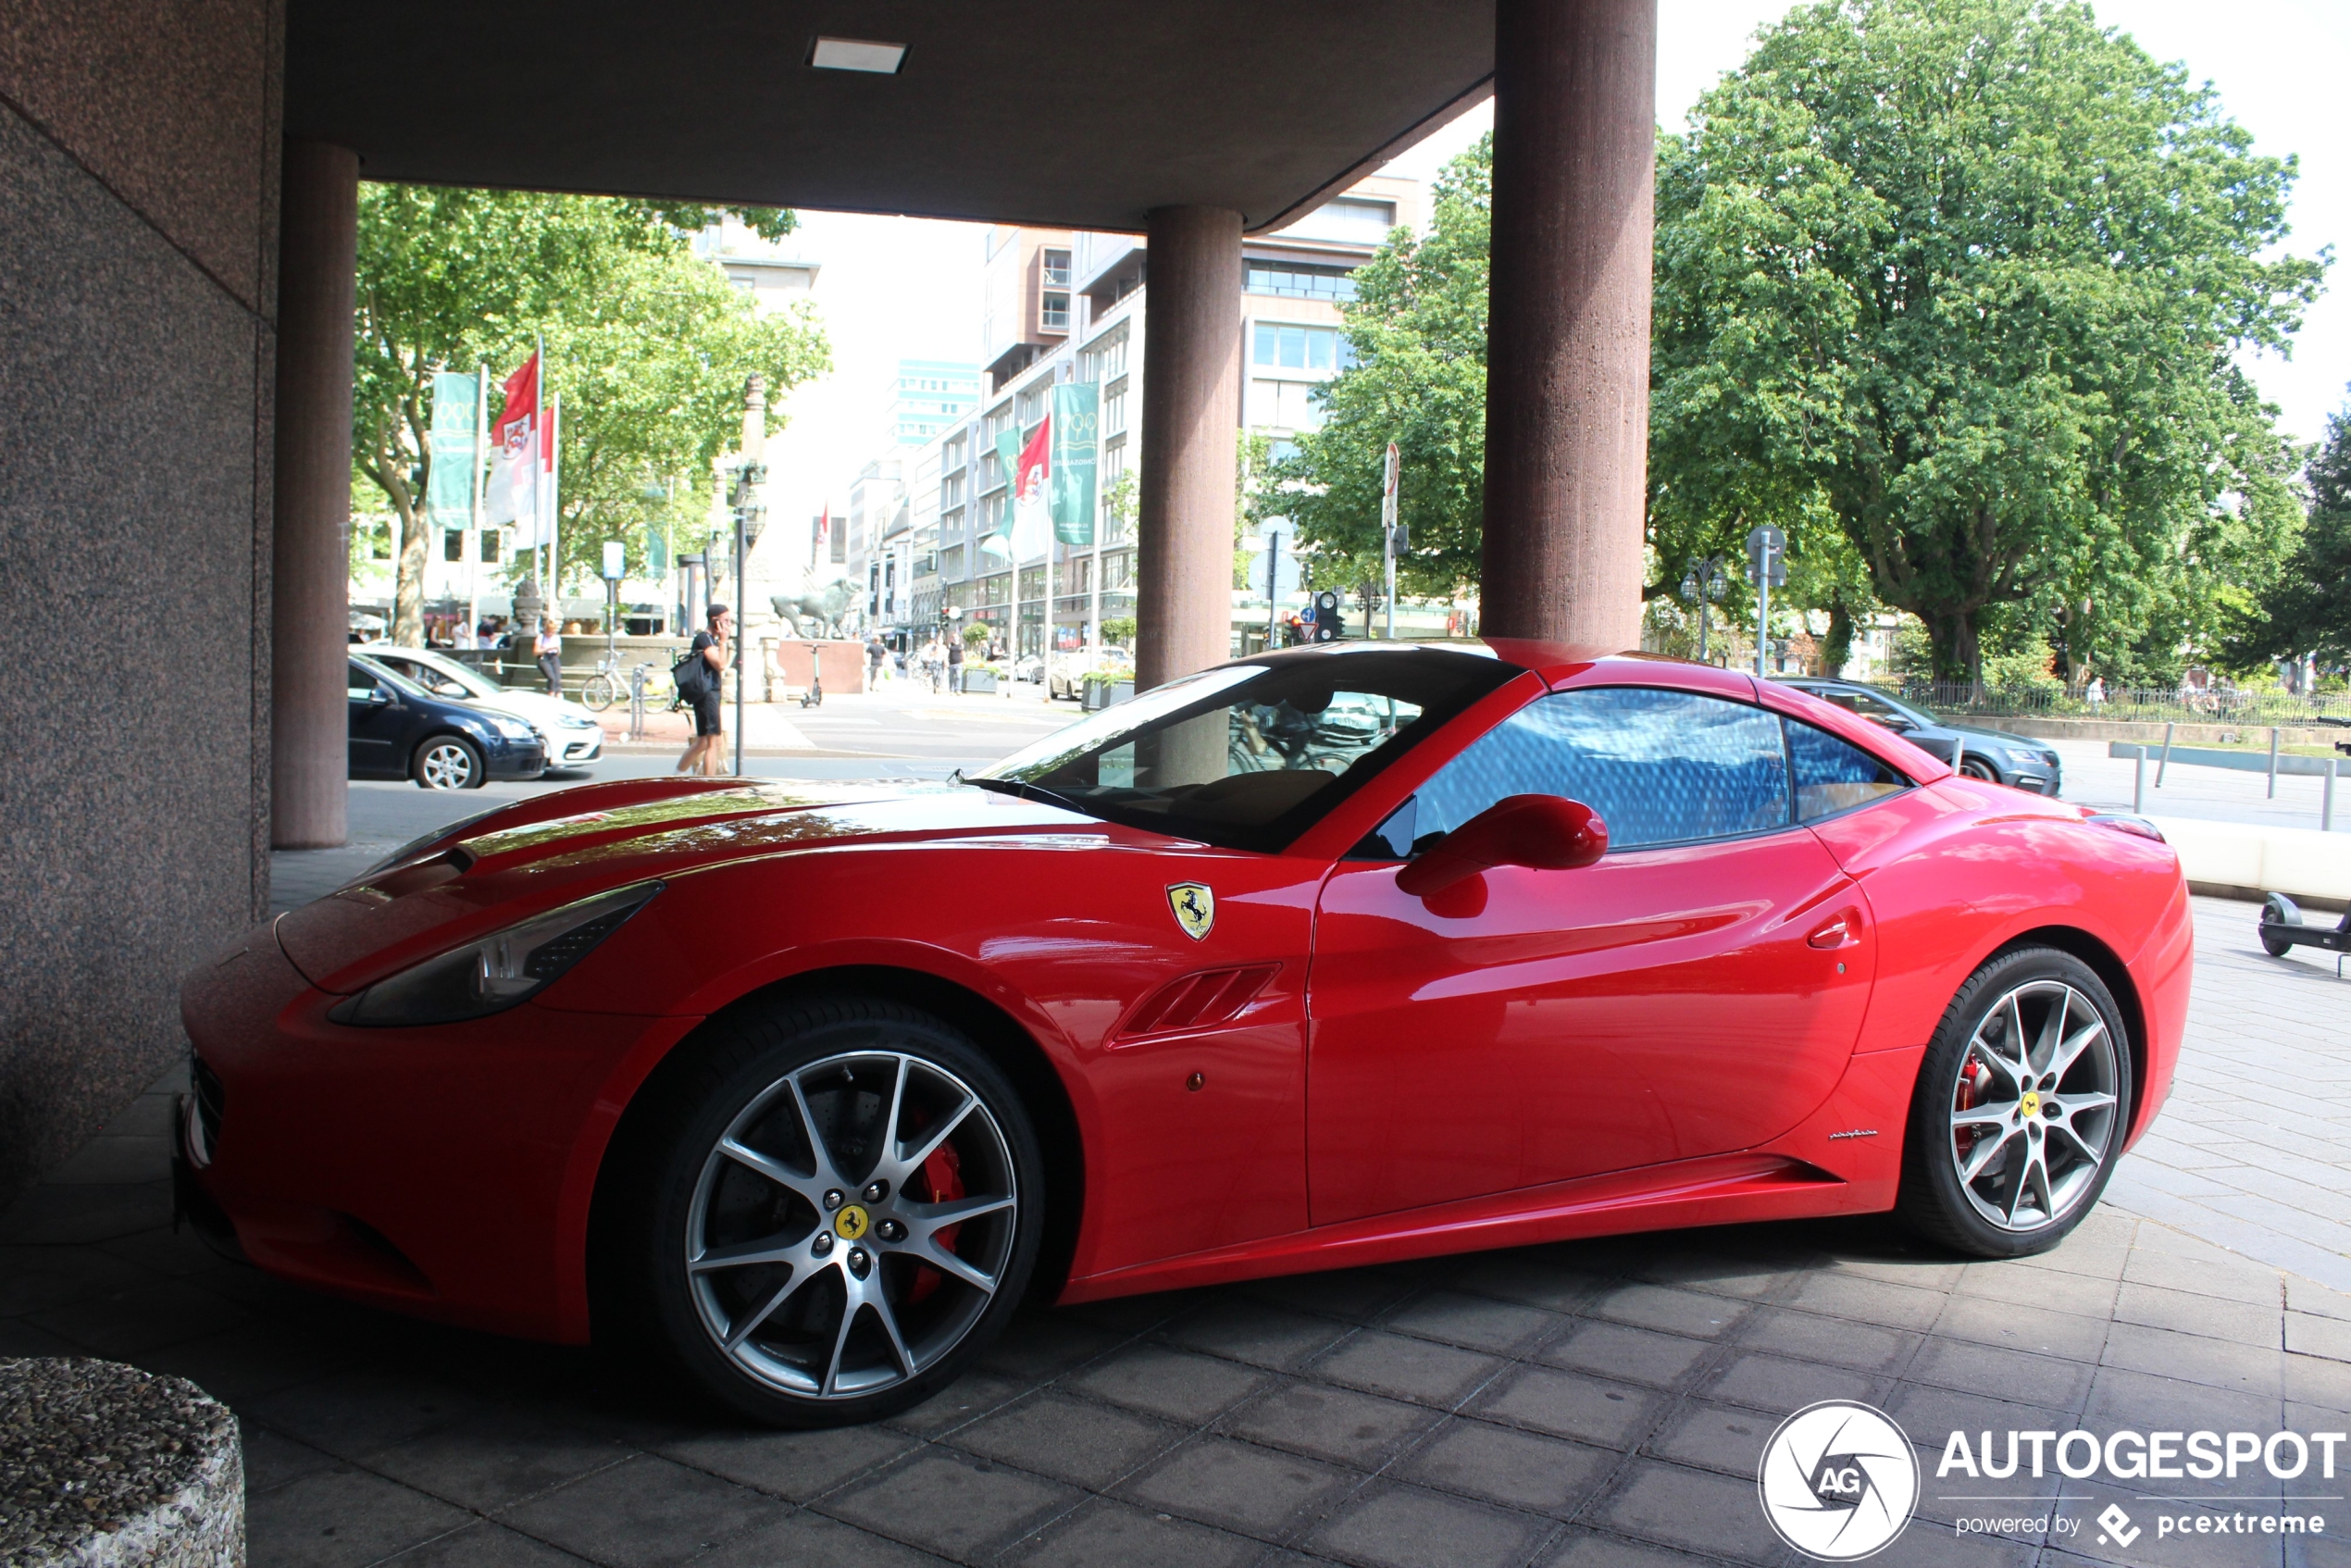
[1479, 0, 1657, 648]
[270, 141, 359, 847]
[1136, 205, 1242, 690]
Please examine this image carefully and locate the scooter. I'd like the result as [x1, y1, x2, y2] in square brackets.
[799, 643, 823, 708]
[2258, 891, 2351, 974]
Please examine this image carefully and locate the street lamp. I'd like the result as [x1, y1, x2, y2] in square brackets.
[1679, 555, 1729, 665]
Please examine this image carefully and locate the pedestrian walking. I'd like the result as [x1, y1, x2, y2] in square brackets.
[946, 635, 964, 694]
[677, 604, 731, 777]
[865, 633, 885, 689]
[534, 617, 564, 696]
[2084, 675, 2106, 711]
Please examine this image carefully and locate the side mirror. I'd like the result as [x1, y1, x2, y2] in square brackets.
[1396, 794, 1608, 898]
[367, 687, 392, 707]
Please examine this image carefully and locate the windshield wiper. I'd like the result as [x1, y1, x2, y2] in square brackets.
[964, 776, 1091, 815]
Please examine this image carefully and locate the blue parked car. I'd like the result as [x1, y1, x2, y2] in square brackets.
[348, 654, 545, 790]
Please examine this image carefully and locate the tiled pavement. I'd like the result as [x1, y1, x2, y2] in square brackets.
[6, 897, 2351, 1568]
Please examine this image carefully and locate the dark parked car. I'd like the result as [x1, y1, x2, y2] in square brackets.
[349, 655, 545, 790]
[1771, 677, 2062, 795]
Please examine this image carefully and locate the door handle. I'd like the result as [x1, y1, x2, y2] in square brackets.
[1807, 912, 1858, 949]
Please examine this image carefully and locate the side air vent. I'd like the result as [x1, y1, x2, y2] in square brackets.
[1116, 964, 1280, 1039]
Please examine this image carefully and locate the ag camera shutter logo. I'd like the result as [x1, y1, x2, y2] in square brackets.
[1758, 1400, 1920, 1561]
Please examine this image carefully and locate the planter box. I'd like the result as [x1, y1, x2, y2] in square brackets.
[963, 670, 999, 694]
[1085, 679, 1135, 712]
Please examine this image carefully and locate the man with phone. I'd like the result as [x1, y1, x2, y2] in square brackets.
[678, 603, 731, 776]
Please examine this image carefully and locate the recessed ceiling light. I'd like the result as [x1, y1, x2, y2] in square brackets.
[810, 37, 907, 74]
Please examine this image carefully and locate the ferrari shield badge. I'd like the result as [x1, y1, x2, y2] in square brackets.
[1166, 883, 1215, 941]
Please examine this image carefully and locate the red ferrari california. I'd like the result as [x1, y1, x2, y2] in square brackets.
[178, 641, 2191, 1425]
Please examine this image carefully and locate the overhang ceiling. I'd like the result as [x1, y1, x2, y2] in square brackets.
[286, 2, 1494, 235]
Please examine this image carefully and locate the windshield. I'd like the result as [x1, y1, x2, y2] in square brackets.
[976, 649, 1521, 852]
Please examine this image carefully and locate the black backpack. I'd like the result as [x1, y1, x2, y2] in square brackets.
[671, 646, 710, 699]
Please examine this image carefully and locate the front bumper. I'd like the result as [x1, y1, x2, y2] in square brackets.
[485, 738, 546, 778]
[549, 730, 603, 765]
[177, 919, 685, 1342]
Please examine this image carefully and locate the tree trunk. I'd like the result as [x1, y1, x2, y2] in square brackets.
[1926, 609, 1981, 691]
[1822, 600, 1855, 678]
[393, 501, 428, 646]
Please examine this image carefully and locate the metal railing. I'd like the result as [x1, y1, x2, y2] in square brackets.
[1883, 679, 2351, 728]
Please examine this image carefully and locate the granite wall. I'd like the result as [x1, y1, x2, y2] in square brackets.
[0, 2, 282, 1205]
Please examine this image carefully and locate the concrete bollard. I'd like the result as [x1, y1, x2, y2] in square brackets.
[2156, 720, 2174, 787]
[2328, 759, 2338, 834]
[2133, 746, 2146, 814]
[0, 1358, 243, 1568]
[2270, 727, 2282, 799]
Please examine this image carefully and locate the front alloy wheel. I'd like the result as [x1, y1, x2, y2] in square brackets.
[687, 1051, 1017, 1400]
[1898, 948, 2131, 1257]
[620, 1001, 1041, 1426]
[415, 736, 483, 790]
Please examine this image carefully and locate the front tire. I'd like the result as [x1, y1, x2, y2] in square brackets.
[613, 998, 1042, 1427]
[414, 735, 484, 790]
[581, 673, 621, 712]
[1897, 947, 2131, 1257]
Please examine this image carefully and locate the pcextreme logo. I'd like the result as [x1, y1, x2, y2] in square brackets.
[1758, 1400, 1921, 1561]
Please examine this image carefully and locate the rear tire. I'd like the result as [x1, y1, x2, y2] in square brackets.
[604, 996, 1043, 1428]
[581, 673, 621, 712]
[413, 735, 484, 790]
[1897, 946, 2132, 1258]
[2259, 894, 2299, 958]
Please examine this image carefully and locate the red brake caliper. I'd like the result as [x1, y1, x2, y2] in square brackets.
[906, 1140, 964, 1304]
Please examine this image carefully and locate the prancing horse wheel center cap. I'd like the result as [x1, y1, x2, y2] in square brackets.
[833, 1203, 870, 1241]
[2018, 1090, 2041, 1119]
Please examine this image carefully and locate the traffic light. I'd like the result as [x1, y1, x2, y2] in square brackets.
[1312, 589, 1343, 641]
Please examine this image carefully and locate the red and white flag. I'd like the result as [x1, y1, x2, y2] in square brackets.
[1008, 416, 1051, 562]
[489, 352, 539, 533]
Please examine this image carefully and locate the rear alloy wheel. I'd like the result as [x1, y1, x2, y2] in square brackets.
[1897, 947, 2131, 1257]
[631, 1002, 1041, 1426]
[1958, 756, 1999, 781]
[414, 735, 484, 790]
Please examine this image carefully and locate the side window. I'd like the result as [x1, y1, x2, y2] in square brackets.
[1787, 720, 1907, 821]
[1411, 687, 1790, 852]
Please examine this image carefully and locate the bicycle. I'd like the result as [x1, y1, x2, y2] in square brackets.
[581, 657, 628, 712]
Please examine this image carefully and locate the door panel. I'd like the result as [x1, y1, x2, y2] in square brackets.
[1306, 828, 1874, 1227]
[347, 670, 403, 777]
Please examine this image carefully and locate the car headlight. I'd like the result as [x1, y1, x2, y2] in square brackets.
[486, 716, 536, 740]
[327, 882, 663, 1027]
[559, 712, 598, 729]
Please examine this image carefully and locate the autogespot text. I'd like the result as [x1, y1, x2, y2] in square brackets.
[1937, 1427, 2346, 1482]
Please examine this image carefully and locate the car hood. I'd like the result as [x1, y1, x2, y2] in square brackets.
[273, 778, 1109, 992]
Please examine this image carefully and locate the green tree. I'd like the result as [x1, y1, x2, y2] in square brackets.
[1255, 146, 1490, 597]
[1659, 0, 2320, 682]
[354, 188, 827, 642]
[2233, 401, 2351, 666]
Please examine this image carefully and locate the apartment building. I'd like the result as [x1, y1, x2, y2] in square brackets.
[854, 175, 1420, 658]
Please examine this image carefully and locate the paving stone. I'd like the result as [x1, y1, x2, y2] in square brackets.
[2287, 1276, 2351, 1323]
[1583, 1283, 1752, 1339]
[1470, 1364, 1667, 1449]
[1398, 1416, 1615, 1513]
[1698, 1350, 1890, 1413]
[1383, 1290, 1561, 1355]
[1247, 1266, 1423, 1322]
[2287, 1311, 2351, 1363]
[27, 1276, 250, 1356]
[0, 1241, 151, 1315]
[1068, 1343, 1270, 1423]
[2285, 1351, 2351, 1415]
[1011, 1497, 1261, 1568]
[1905, 1336, 2096, 1412]
[2083, 1364, 2283, 1435]
[1119, 1436, 1355, 1539]
[246, 1465, 474, 1568]
[952, 1389, 1182, 1489]
[1956, 1259, 2123, 1319]
[1451, 1251, 1609, 1313]
[1538, 1319, 1713, 1389]
[501, 1455, 790, 1568]
[2101, 1320, 2283, 1397]
[653, 1419, 917, 1501]
[976, 1309, 1129, 1380]
[1304, 1481, 1554, 1568]
[243, 1427, 342, 1494]
[1934, 1291, 2113, 1362]
[1629, 1249, 1795, 1301]
[823, 1449, 1082, 1561]
[1734, 1304, 1920, 1372]
[367, 1410, 628, 1512]
[1783, 1270, 1949, 1331]
[696, 1510, 950, 1568]
[250, 1369, 488, 1462]
[1310, 1328, 1506, 1408]
[1642, 1400, 1775, 1480]
[1224, 1381, 1437, 1467]
[2115, 1281, 2284, 1347]
[1587, 1457, 1782, 1565]
[1160, 1298, 1353, 1370]
[1540, 1527, 1737, 1567]
[1884, 1380, 2084, 1448]
[379, 1522, 595, 1568]
[881, 1369, 1028, 1436]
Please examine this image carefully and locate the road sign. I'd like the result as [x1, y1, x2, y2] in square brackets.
[601, 540, 625, 580]
[1745, 527, 1785, 676]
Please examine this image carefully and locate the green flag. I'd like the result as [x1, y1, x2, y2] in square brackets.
[1050, 382, 1099, 547]
[427, 370, 479, 531]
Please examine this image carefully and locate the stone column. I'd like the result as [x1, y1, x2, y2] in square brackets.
[270, 141, 359, 848]
[1479, 0, 1657, 648]
[1135, 205, 1242, 690]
